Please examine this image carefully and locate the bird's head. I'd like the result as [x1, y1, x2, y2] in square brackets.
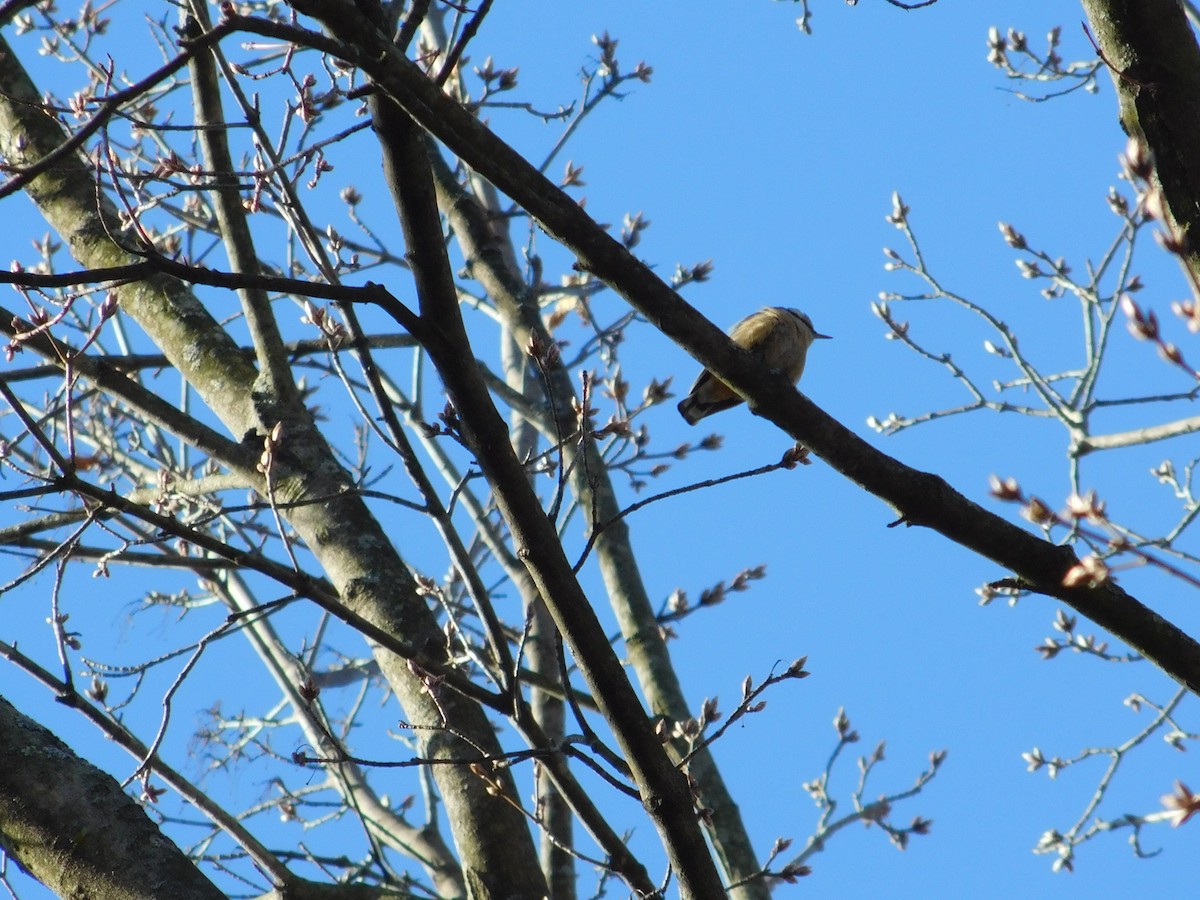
[781, 308, 832, 343]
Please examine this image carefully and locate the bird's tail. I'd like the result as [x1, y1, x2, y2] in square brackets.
[677, 396, 704, 425]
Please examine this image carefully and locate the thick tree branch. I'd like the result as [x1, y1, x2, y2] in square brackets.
[0, 691, 230, 899]
[1081, 0, 1200, 286]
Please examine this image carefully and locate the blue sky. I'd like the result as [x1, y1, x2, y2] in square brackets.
[3, 1, 1200, 898]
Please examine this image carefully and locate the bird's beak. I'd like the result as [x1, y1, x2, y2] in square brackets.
[813, 331, 832, 340]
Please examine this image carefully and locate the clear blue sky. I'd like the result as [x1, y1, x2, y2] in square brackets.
[3, 1, 1199, 898]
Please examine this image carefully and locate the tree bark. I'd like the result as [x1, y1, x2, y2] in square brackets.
[1080, 0, 1200, 282]
[0, 694, 226, 900]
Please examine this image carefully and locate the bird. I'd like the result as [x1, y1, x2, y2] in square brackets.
[677, 307, 830, 425]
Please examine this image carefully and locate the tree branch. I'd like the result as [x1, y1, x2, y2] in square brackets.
[365, 86, 723, 897]
[240, 4, 1200, 697]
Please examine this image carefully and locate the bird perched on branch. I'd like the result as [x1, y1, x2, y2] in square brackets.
[677, 307, 830, 425]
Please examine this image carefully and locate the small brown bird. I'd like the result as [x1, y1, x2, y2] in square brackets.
[677, 307, 830, 425]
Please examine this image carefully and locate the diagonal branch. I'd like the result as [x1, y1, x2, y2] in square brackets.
[236, 5, 1200, 698]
